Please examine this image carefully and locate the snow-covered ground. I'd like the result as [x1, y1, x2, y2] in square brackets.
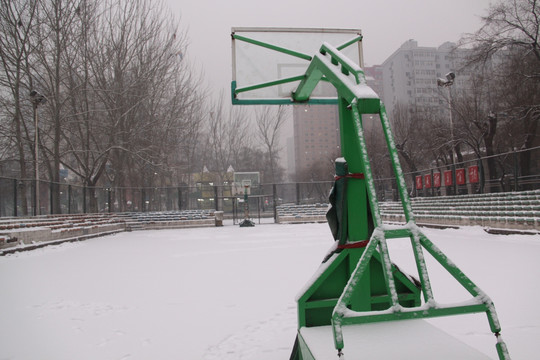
[0, 222, 538, 360]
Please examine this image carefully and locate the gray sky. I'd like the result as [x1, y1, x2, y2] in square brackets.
[166, 0, 494, 96]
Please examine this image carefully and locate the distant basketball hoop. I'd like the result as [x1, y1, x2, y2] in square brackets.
[233, 172, 259, 195]
[238, 177, 256, 227]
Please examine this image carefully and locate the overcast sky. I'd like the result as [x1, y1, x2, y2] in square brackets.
[166, 0, 494, 97]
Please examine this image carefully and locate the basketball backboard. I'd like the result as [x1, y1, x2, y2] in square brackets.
[232, 172, 260, 195]
[231, 27, 363, 105]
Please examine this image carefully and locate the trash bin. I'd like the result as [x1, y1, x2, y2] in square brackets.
[214, 211, 224, 227]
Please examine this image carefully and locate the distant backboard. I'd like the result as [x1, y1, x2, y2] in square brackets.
[232, 172, 260, 195]
[231, 27, 363, 105]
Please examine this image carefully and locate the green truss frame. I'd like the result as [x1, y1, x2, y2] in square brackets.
[231, 34, 511, 360]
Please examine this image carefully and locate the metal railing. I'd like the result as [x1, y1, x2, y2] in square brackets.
[0, 179, 333, 218]
[1, 148, 538, 218]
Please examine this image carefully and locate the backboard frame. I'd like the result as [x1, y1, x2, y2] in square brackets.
[231, 27, 364, 105]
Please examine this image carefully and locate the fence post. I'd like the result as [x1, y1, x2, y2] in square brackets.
[478, 159, 484, 194]
[430, 169, 434, 197]
[141, 188, 146, 212]
[273, 183, 277, 223]
[49, 181, 53, 214]
[83, 186, 87, 213]
[68, 185, 72, 214]
[513, 148, 519, 191]
[177, 187, 182, 210]
[296, 183, 300, 205]
[452, 164, 457, 196]
[214, 186, 219, 211]
[12, 179, 17, 217]
[108, 188, 112, 213]
[33, 180, 37, 216]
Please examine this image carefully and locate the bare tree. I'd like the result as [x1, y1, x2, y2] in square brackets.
[162, 71, 205, 188]
[255, 105, 287, 183]
[203, 94, 251, 184]
[0, 0, 39, 214]
[391, 103, 435, 192]
[459, 0, 540, 181]
[0, 0, 204, 213]
[449, 69, 497, 190]
[295, 152, 338, 182]
[460, 0, 540, 67]
[29, 0, 85, 213]
[57, 0, 200, 211]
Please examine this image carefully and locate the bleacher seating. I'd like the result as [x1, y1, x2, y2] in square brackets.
[0, 210, 216, 254]
[276, 203, 329, 223]
[276, 190, 540, 232]
[0, 213, 126, 254]
[118, 210, 214, 230]
[2, 189, 537, 255]
[380, 189, 540, 232]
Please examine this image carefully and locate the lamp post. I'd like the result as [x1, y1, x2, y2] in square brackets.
[437, 72, 457, 194]
[30, 90, 47, 216]
[437, 72, 456, 162]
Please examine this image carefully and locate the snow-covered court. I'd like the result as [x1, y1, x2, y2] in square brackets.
[0, 222, 538, 359]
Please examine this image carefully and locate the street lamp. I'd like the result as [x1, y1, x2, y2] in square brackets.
[29, 90, 47, 216]
[437, 72, 457, 194]
[437, 72, 456, 163]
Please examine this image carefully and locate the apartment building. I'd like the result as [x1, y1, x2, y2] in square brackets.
[293, 104, 340, 178]
[381, 40, 470, 117]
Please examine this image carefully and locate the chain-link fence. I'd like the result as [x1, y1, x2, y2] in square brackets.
[375, 146, 540, 201]
[1, 147, 539, 218]
[0, 179, 335, 218]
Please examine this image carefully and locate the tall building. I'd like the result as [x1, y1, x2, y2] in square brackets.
[293, 104, 340, 179]
[286, 136, 295, 181]
[381, 40, 470, 117]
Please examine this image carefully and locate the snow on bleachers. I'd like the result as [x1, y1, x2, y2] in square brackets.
[276, 203, 329, 223]
[0, 214, 126, 254]
[0, 210, 217, 254]
[380, 189, 540, 232]
[120, 210, 215, 230]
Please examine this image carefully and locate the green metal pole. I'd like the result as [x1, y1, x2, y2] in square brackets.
[338, 97, 370, 242]
[379, 104, 415, 222]
[332, 231, 381, 350]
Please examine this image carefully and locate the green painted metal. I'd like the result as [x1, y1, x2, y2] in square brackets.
[231, 81, 339, 105]
[231, 32, 510, 360]
[379, 104, 415, 222]
[336, 35, 363, 51]
[233, 75, 306, 95]
[339, 303, 490, 325]
[320, 43, 364, 84]
[296, 247, 421, 329]
[338, 98, 371, 243]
